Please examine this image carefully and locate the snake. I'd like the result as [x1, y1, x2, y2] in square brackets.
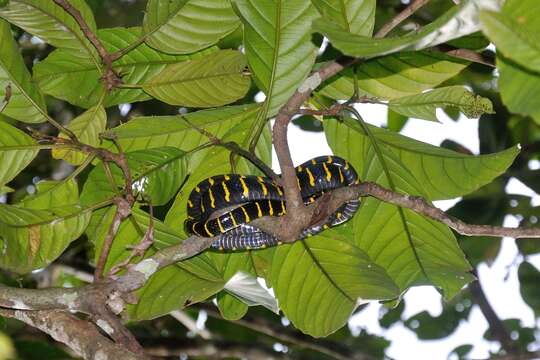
[184, 156, 360, 250]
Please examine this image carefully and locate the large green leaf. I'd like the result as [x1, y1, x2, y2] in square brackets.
[0, 0, 99, 64]
[0, 121, 39, 188]
[480, 0, 540, 73]
[0, 190, 90, 274]
[106, 104, 260, 153]
[52, 105, 106, 165]
[318, 51, 469, 100]
[327, 117, 519, 200]
[233, 0, 318, 116]
[498, 56, 540, 125]
[33, 27, 216, 109]
[0, 19, 46, 123]
[313, 0, 497, 58]
[142, 50, 250, 107]
[271, 226, 399, 337]
[325, 118, 477, 297]
[388, 86, 494, 121]
[143, 0, 240, 54]
[311, 0, 375, 36]
[81, 147, 188, 207]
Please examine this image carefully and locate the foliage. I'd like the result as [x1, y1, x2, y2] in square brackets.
[0, 0, 539, 358]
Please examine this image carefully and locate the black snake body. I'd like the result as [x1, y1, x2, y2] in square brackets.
[184, 156, 360, 250]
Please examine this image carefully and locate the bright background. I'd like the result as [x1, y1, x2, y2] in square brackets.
[274, 102, 540, 360]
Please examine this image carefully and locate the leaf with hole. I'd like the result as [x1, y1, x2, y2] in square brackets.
[0, 19, 46, 123]
[143, 0, 240, 54]
[142, 50, 250, 107]
[388, 86, 494, 122]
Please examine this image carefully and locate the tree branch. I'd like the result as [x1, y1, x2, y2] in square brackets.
[0, 309, 146, 360]
[374, 0, 431, 38]
[53, 0, 121, 91]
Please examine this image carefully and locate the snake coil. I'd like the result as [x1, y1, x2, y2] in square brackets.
[185, 156, 360, 250]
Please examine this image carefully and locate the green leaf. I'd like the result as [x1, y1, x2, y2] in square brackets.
[20, 179, 79, 209]
[217, 292, 249, 321]
[0, 186, 13, 195]
[480, 0, 540, 73]
[0, 0, 99, 63]
[142, 50, 250, 107]
[0, 203, 90, 274]
[0, 19, 46, 123]
[312, 0, 375, 36]
[128, 263, 225, 320]
[84, 206, 225, 321]
[333, 119, 518, 200]
[233, 0, 318, 116]
[52, 105, 106, 165]
[81, 147, 188, 207]
[498, 56, 540, 125]
[33, 27, 217, 109]
[318, 51, 469, 100]
[143, 0, 240, 54]
[271, 226, 399, 337]
[106, 104, 260, 153]
[127, 147, 188, 206]
[518, 261, 540, 316]
[0, 121, 39, 188]
[313, 1, 493, 58]
[387, 109, 408, 132]
[388, 86, 494, 122]
[325, 118, 476, 297]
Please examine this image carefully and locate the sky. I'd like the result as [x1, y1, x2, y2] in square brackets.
[273, 103, 540, 360]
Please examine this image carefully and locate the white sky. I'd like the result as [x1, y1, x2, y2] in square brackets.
[272, 103, 540, 360]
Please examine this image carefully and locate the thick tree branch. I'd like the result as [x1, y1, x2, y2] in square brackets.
[0, 309, 146, 360]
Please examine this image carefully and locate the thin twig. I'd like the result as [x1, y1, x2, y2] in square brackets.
[203, 306, 373, 360]
[444, 48, 495, 67]
[0, 84, 12, 113]
[94, 197, 132, 281]
[374, 0, 431, 38]
[53, 0, 121, 91]
[182, 116, 279, 181]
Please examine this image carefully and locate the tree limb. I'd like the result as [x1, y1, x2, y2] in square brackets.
[0, 309, 147, 360]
